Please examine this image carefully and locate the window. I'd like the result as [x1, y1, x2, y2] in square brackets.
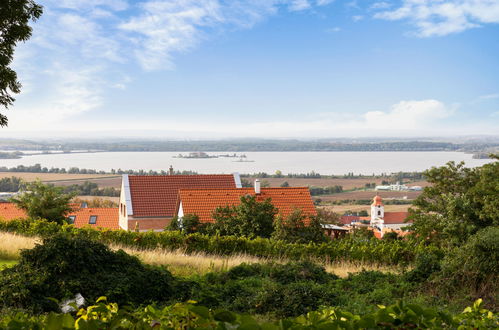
[89, 215, 97, 224]
[378, 211, 381, 216]
[67, 215, 76, 224]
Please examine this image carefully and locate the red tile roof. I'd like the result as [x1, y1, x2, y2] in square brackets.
[340, 215, 359, 224]
[177, 187, 316, 224]
[71, 208, 119, 230]
[0, 202, 27, 221]
[383, 212, 410, 224]
[128, 175, 237, 217]
[0, 202, 119, 230]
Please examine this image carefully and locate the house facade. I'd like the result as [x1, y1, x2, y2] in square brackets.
[370, 195, 411, 231]
[119, 173, 242, 231]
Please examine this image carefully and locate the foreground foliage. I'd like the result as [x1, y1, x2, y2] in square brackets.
[0, 235, 185, 313]
[0, 297, 496, 329]
[0, 219, 433, 266]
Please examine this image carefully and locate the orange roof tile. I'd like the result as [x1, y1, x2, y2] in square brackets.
[71, 208, 119, 230]
[0, 202, 119, 230]
[372, 195, 383, 206]
[177, 187, 317, 224]
[383, 212, 410, 224]
[0, 202, 27, 221]
[128, 175, 237, 218]
[340, 215, 359, 224]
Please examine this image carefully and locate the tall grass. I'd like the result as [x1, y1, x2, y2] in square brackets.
[0, 232, 38, 260]
[0, 231, 403, 277]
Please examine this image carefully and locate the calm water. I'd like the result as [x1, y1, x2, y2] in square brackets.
[0, 151, 492, 175]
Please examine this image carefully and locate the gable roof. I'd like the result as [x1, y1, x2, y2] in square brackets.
[127, 174, 238, 217]
[177, 187, 316, 224]
[71, 208, 120, 230]
[383, 212, 410, 224]
[0, 202, 119, 230]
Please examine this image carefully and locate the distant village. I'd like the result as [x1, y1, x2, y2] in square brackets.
[0, 167, 411, 240]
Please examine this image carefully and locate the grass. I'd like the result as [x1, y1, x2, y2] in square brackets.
[0, 259, 17, 270]
[0, 231, 404, 277]
[0, 232, 38, 260]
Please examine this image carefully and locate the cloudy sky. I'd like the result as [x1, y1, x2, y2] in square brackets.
[2, 0, 499, 138]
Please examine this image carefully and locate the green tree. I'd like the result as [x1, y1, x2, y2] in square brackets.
[10, 180, 76, 224]
[408, 156, 499, 246]
[211, 195, 277, 238]
[1, 0, 43, 126]
[272, 209, 327, 243]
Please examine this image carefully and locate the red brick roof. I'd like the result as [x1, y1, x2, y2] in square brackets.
[383, 212, 410, 224]
[71, 208, 119, 230]
[177, 187, 316, 223]
[340, 215, 359, 224]
[128, 175, 237, 217]
[0, 202, 27, 220]
[0, 202, 119, 230]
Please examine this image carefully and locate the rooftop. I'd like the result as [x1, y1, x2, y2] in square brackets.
[177, 187, 316, 224]
[127, 174, 238, 218]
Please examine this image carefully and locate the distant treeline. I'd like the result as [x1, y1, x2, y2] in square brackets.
[0, 177, 119, 197]
[0, 151, 22, 159]
[5, 138, 497, 152]
[0, 164, 425, 181]
[45, 140, 465, 152]
[309, 185, 343, 196]
[0, 164, 197, 176]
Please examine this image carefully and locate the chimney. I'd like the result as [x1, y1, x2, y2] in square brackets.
[254, 179, 261, 194]
[169, 165, 174, 175]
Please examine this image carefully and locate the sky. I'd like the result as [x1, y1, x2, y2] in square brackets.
[2, 0, 499, 139]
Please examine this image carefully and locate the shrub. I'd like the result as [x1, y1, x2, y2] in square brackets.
[0, 235, 186, 313]
[435, 227, 499, 304]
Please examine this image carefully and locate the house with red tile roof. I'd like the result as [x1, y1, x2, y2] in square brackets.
[118, 173, 242, 231]
[175, 180, 316, 225]
[0, 202, 119, 230]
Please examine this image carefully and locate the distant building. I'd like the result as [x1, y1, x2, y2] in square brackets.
[370, 195, 411, 232]
[375, 182, 422, 191]
[119, 173, 242, 231]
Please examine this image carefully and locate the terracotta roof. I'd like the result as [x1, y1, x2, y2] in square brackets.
[0, 202, 119, 230]
[372, 195, 383, 206]
[340, 215, 359, 224]
[0, 202, 27, 221]
[71, 208, 119, 230]
[128, 175, 237, 217]
[178, 187, 317, 224]
[383, 212, 410, 224]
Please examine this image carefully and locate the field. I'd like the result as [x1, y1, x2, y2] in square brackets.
[250, 177, 389, 189]
[0, 172, 120, 187]
[321, 204, 412, 214]
[316, 190, 421, 202]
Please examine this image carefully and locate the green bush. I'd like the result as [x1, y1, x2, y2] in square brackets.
[435, 227, 499, 304]
[0, 235, 187, 313]
[0, 298, 496, 329]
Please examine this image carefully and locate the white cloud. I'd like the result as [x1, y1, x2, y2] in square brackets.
[370, 2, 391, 10]
[289, 0, 312, 11]
[326, 26, 341, 32]
[352, 15, 364, 22]
[479, 93, 499, 100]
[374, 0, 499, 37]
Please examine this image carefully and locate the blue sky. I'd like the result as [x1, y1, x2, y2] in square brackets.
[3, 0, 499, 138]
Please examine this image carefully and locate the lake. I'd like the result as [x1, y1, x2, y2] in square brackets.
[0, 151, 492, 175]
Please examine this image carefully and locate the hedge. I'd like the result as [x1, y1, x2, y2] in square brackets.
[0, 219, 439, 265]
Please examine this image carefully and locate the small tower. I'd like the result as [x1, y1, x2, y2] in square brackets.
[371, 194, 384, 222]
